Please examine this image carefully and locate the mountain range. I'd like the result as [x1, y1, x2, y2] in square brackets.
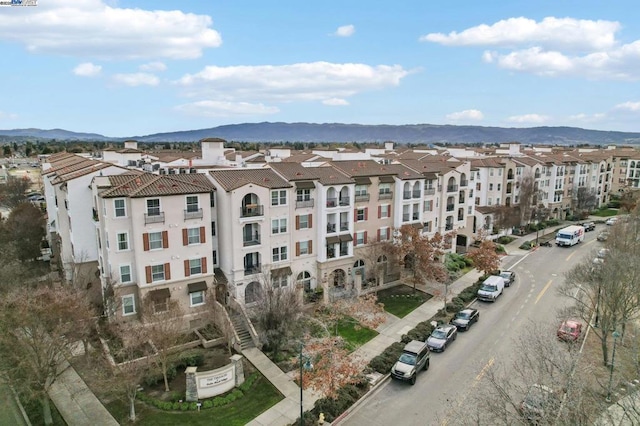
[1, 122, 640, 145]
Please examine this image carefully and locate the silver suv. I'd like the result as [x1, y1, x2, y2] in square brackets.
[391, 340, 430, 385]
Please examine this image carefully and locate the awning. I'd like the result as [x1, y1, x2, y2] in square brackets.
[271, 266, 292, 278]
[354, 177, 371, 185]
[326, 236, 340, 245]
[148, 288, 170, 301]
[295, 181, 315, 190]
[339, 234, 354, 242]
[379, 176, 395, 183]
[412, 222, 424, 229]
[188, 281, 208, 293]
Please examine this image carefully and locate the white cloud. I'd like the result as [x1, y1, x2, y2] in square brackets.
[323, 98, 349, 106]
[446, 109, 484, 121]
[568, 112, 606, 123]
[421, 17, 619, 51]
[175, 100, 279, 117]
[0, 0, 221, 59]
[112, 73, 160, 86]
[614, 101, 640, 112]
[0, 111, 18, 120]
[73, 62, 102, 77]
[177, 62, 409, 104]
[507, 114, 550, 124]
[333, 25, 355, 37]
[139, 62, 167, 72]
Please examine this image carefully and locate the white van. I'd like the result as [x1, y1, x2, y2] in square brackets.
[477, 275, 505, 302]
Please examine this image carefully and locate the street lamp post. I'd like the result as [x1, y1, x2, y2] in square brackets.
[299, 344, 313, 426]
[606, 330, 621, 402]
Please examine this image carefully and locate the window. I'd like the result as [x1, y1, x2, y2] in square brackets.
[189, 258, 202, 275]
[120, 265, 131, 283]
[380, 204, 390, 218]
[117, 232, 129, 251]
[296, 189, 311, 201]
[356, 231, 366, 246]
[188, 227, 201, 245]
[379, 227, 390, 241]
[298, 240, 310, 255]
[272, 246, 287, 262]
[379, 183, 391, 194]
[186, 195, 199, 212]
[271, 218, 287, 234]
[355, 185, 368, 196]
[211, 221, 216, 236]
[488, 197, 492, 206]
[490, 168, 494, 176]
[146, 198, 160, 216]
[498, 168, 503, 176]
[423, 200, 433, 212]
[272, 275, 288, 288]
[122, 295, 135, 316]
[190, 291, 204, 306]
[298, 214, 310, 229]
[497, 184, 501, 191]
[114, 199, 126, 217]
[209, 192, 215, 207]
[489, 183, 494, 191]
[297, 271, 312, 292]
[151, 264, 165, 281]
[356, 208, 366, 221]
[149, 232, 163, 250]
[212, 250, 217, 265]
[271, 190, 287, 206]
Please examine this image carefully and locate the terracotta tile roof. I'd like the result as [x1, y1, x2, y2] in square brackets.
[309, 165, 353, 185]
[270, 162, 321, 181]
[329, 160, 401, 177]
[100, 172, 213, 198]
[165, 173, 216, 190]
[52, 162, 122, 184]
[43, 156, 91, 175]
[117, 148, 144, 154]
[209, 168, 292, 192]
[399, 158, 461, 175]
[512, 156, 545, 167]
[470, 158, 506, 168]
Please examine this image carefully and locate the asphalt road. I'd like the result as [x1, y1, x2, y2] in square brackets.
[342, 226, 604, 426]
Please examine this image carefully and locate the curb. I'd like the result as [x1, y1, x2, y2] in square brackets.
[331, 374, 391, 425]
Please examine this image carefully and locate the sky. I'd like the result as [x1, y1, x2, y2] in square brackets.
[2, 0, 640, 137]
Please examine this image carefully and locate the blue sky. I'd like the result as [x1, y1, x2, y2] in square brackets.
[2, 0, 640, 137]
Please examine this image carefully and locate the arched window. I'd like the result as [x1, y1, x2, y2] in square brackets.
[297, 271, 312, 292]
[245, 281, 261, 304]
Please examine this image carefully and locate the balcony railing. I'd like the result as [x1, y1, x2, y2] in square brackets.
[424, 188, 435, 195]
[241, 205, 264, 218]
[184, 208, 203, 220]
[412, 190, 421, 198]
[244, 264, 261, 275]
[403, 191, 412, 200]
[460, 180, 468, 187]
[243, 234, 261, 247]
[445, 223, 453, 231]
[340, 222, 349, 231]
[446, 204, 455, 212]
[340, 248, 349, 256]
[412, 213, 419, 220]
[327, 223, 336, 233]
[507, 175, 514, 181]
[402, 213, 410, 222]
[458, 197, 465, 204]
[296, 199, 314, 209]
[447, 185, 458, 193]
[355, 194, 370, 202]
[339, 197, 350, 206]
[378, 192, 393, 200]
[144, 211, 165, 225]
[327, 198, 337, 208]
[506, 188, 512, 194]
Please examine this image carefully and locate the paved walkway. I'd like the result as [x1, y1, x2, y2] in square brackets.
[48, 361, 118, 426]
[0, 379, 29, 426]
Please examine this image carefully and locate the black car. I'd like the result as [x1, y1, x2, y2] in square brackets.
[498, 270, 516, 287]
[450, 308, 480, 331]
[581, 222, 596, 231]
[426, 325, 457, 352]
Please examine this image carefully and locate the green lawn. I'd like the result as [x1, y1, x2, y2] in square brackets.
[336, 317, 378, 350]
[591, 208, 619, 217]
[377, 286, 432, 318]
[106, 375, 282, 425]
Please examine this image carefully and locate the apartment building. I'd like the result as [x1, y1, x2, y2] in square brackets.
[91, 172, 215, 325]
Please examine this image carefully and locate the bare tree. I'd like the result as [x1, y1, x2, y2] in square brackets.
[0, 202, 46, 262]
[517, 174, 537, 226]
[467, 230, 501, 276]
[493, 205, 522, 233]
[358, 237, 393, 287]
[0, 283, 96, 425]
[0, 175, 31, 208]
[573, 187, 598, 216]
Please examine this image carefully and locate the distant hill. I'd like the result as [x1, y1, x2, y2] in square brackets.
[1, 122, 640, 145]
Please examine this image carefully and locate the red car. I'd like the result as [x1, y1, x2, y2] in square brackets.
[557, 320, 582, 342]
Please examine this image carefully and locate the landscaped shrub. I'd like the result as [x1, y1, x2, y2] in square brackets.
[519, 240, 534, 250]
[172, 402, 180, 410]
[545, 219, 560, 227]
[189, 402, 198, 411]
[180, 402, 190, 411]
[203, 400, 213, 409]
[496, 236, 515, 245]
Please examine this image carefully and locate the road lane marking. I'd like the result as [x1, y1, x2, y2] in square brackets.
[475, 357, 495, 381]
[565, 251, 576, 261]
[535, 279, 553, 304]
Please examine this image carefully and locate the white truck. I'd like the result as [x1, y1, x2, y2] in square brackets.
[555, 225, 585, 247]
[477, 275, 505, 302]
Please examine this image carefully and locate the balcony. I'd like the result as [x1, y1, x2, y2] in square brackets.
[458, 197, 465, 204]
[546, 172, 552, 176]
[339, 197, 350, 206]
[445, 223, 453, 231]
[378, 191, 393, 200]
[446, 204, 455, 212]
[403, 191, 412, 200]
[243, 234, 261, 247]
[460, 180, 468, 187]
[447, 185, 458, 193]
[327, 223, 336, 233]
[144, 211, 165, 225]
[355, 194, 370, 202]
[412, 213, 419, 220]
[244, 264, 261, 275]
[424, 188, 435, 196]
[340, 222, 349, 231]
[296, 199, 314, 209]
[402, 213, 410, 222]
[241, 205, 264, 218]
[327, 198, 337, 208]
[411, 190, 420, 199]
[184, 208, 203, 220]
[340, 248, 349, 256]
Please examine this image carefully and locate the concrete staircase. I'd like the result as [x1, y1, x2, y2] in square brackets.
[230, 312, 255, 350]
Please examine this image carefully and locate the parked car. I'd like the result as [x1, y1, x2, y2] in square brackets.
[477, 275, 505, 302]
[391, 340, 430, 385]
[597, 248, 610, 259]
[557, 320, 583, 342]
[450, 308, 479, 331]
[426, 324, 457, 352]
[581, 222, 596, 231]
[596, 231, 609, 242]
[497, 270, 516, 287]
[606, 217, 619, 226]
[520, 384, 559, 423]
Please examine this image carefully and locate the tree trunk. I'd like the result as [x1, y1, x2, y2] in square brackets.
[128, 395, 137, 422]
[42, 395, 53, 426]
[162, 361, 170, 392]
[601, 337, 609, 367]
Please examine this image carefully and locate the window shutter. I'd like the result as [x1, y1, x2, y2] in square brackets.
[309, 214, 313, 228]
[296, 242, 300, 256]
[308, 240, 313, 254]
[200, 226, 206, 244]
[182, 228, 188, 246]
[377, 229, 381, 241]
[162, 231, 168, 248]
[388, 204, 392, 217]
[365, 208, 368, 220]
[378, 205, 381, 219]
[184, 260, 190, 277]
[164, 263, 171, 280]
[296, 216, 300, 230]
[202, 257, 207, 274]
[143, 233, 150, 251]
[364, 231, 368, 244]
[145, 266, 152, 283]
[353, 233, 357, 245]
